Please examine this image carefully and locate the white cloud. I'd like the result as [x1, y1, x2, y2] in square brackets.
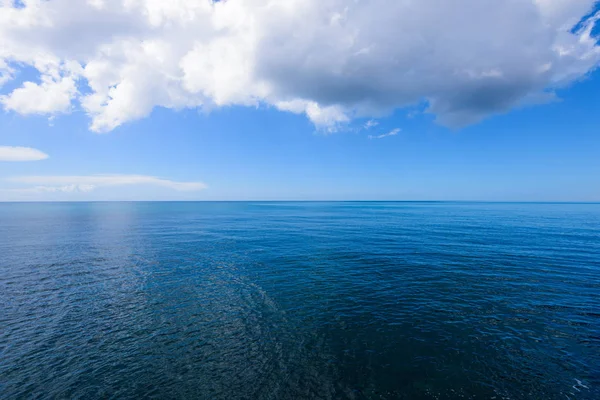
[8, 174, 207, 192]
[12, 184, 97, 194]
[0, 76, 77, 115]
[0, 59, 13, 87]
[364, 120, 379, 129]
[0, 0, 599, 131]
[0, 146, 49, 161]
[368, 128, 401, 140]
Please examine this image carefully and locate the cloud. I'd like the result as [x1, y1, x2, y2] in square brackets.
[364, 120, 379, 129]
[0, 146, 49, 161]
[11, 184, 96, 194]
[368, 128, 401, 140]
[0, 59, 13, 87]
[0, 76, 77, 115]
[0, 0, 599, 131]
[7, 174, 207, 192]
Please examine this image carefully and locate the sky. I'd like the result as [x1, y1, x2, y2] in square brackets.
[0, 0, 599, 201]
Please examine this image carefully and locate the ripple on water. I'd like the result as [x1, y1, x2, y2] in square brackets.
[0, 202, 599, 399]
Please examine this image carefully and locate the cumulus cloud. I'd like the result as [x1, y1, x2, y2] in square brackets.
[368, 128, 401, 140]
[8, 174, 207, 192]
[0, 76, 77, 115]
[0, 0, 599, 131]
[0, 146, 49, 161]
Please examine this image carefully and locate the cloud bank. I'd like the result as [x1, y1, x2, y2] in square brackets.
[0, 146, 49, 161]
[7, 174, 207, 193]
[0, 0, 599, 132]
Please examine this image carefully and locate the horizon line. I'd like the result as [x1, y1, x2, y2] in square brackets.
[1, 200, 599, 204]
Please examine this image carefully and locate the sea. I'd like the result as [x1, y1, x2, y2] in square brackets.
[1, 202, 599, 399]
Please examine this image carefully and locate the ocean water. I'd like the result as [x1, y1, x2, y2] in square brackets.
[1, 202, 599, 399]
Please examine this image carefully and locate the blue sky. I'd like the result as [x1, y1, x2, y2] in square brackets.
[1, 0, 599, 201]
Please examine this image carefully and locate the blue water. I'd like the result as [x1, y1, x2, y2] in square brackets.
[1, 202, 599, 399]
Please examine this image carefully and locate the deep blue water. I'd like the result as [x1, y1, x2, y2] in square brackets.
[1, 202, 599, 399]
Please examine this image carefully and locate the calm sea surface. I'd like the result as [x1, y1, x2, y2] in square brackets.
[1, 202, 599, 399]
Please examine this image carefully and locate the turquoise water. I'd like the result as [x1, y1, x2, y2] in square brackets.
[1, 202, 599, 399]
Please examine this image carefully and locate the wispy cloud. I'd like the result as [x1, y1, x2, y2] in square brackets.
[368, 128, 401, 140]
[7, 175, 207, 192]
[9, 185, 97, 194]
[364, 120, 379, 129]
[0, 146, 49, 161]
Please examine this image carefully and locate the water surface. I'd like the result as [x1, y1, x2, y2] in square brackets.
[1, 202, 599, 399]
